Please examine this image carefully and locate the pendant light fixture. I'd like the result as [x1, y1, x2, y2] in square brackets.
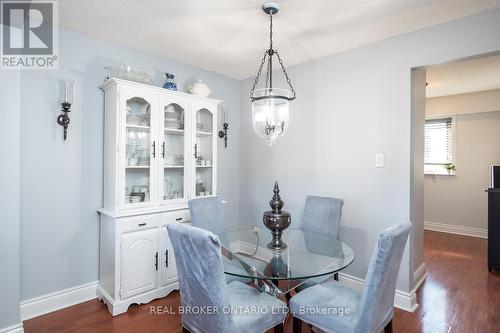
[250, 2, 296, 146]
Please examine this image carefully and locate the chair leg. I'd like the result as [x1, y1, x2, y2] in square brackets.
[274, 322, 284, 333]
[182, 327, 190, 333]
[334, 272, 339, 281]
[384, 319, 393, 333]
[293, 317, 302, 333]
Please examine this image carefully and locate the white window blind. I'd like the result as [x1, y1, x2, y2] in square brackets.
[424, 118, 453, 165]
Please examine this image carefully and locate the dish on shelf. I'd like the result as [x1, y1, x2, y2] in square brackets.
[196, 122, 203, 131]
[165, 113, 179, 120]
[138, 114, 150, 126]
[165, 104, 176, 113]
[105, 65, 152, 85]
[126, 115, 141, 125]
[138, 157, 150, 165]
[165, 121, 182, 129]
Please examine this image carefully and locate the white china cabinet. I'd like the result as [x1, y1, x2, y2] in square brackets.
[97, 78, 220, 315]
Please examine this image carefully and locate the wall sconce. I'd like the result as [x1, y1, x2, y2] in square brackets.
[218, 106, 229, 148]
[57, 80, 74, 141]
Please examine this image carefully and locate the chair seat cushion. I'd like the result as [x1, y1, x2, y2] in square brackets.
[290, 280, 360, 333]
[226, 281, 287, 333]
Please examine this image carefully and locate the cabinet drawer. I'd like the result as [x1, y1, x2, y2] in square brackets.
[120, 215, 159, 234]
[162, 209, 190, 225]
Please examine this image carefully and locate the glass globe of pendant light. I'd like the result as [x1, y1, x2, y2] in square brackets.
[250, 2, 296, 146]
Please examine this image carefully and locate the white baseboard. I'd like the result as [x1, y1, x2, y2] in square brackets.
[0, 323, 23, 333]
[338, 273, 419, 313]
[413, 263, 427, 289]
[424, 221, 487, 239]
[20, 281, 98, 321]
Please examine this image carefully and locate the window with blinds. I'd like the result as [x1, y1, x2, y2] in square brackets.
[424, 117, 454, 165]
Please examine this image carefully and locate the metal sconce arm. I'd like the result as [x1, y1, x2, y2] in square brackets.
[57, 102, 71, 140]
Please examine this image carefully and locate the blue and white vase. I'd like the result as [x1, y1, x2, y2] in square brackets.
[163, 73, 177, 91]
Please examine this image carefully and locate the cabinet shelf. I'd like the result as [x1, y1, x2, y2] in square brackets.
[196, 131, 213, 136]
[196, 165, 213, 168]
[164, 128, 184, 135]
[163, 165, 184, 169]
[126, 165, 150, 169]
[126, 124, 150, 130]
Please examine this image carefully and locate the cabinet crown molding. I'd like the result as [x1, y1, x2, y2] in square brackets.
[99, 78, 223, 104]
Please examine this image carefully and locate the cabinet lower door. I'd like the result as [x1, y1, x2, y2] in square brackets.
[160, 227, 177, 286]
[121, 229, 158, 299]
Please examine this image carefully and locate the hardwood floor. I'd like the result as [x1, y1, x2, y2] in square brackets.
[24, 230, 500, 333]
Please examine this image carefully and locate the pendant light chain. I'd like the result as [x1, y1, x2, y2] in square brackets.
[250, 51, 268, 100]
[250, 7, 296, 101]
[276, 50, 296, 99]
[269, 13, 273, 51]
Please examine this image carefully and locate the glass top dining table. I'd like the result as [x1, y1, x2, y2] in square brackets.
[216, 227, 355, 296]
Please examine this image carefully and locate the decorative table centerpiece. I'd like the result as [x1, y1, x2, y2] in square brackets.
[263, 181, 291, 250]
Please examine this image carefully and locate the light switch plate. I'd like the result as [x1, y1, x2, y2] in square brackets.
[375, 153, 385, 168]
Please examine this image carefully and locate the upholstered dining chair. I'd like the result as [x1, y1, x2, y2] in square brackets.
[301, 195, 344, 237]
[290, 221, 412, 333]
[167, 223, 287, 333]
[295, 196, 344, 292]
[188, 196, 252, 284]
[188, 196, 226, 234]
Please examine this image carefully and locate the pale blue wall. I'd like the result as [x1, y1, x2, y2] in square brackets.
[239, 8, 500, 292]
[0, 69, 22, 329]
[19, 27, 241, 301]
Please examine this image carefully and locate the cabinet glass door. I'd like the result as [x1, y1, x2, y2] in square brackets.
[160, 99, 188, 204]
[121, 91, 157, 208]
[193, 106, 216, 198]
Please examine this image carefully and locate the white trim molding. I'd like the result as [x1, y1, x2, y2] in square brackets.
[20, 281, 98, 321]
[424, 221, 487, 239]
[338, 273, 419, 313]
[413, 263, 427, 289]
[0, 323, 23, 333]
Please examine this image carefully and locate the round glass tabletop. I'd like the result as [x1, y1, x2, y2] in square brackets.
[216, 227, 355, 281]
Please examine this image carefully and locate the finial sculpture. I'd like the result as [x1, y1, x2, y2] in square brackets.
[263, 181, 291, 250]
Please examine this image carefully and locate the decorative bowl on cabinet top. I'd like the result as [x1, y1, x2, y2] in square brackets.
[188, 80, 210, 97]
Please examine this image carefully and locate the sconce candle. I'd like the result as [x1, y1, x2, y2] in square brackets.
[57, 80, 74, 140]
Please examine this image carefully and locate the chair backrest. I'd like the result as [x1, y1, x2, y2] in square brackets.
[302, 195, 344, 239]
[188, 196, 225, 234]
[356, 222, 412, 332]
[166, 223, 231, 332]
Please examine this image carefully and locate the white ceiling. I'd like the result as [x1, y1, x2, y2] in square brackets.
[426, 53, 500, 97]
[59, 0, 500, 79]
